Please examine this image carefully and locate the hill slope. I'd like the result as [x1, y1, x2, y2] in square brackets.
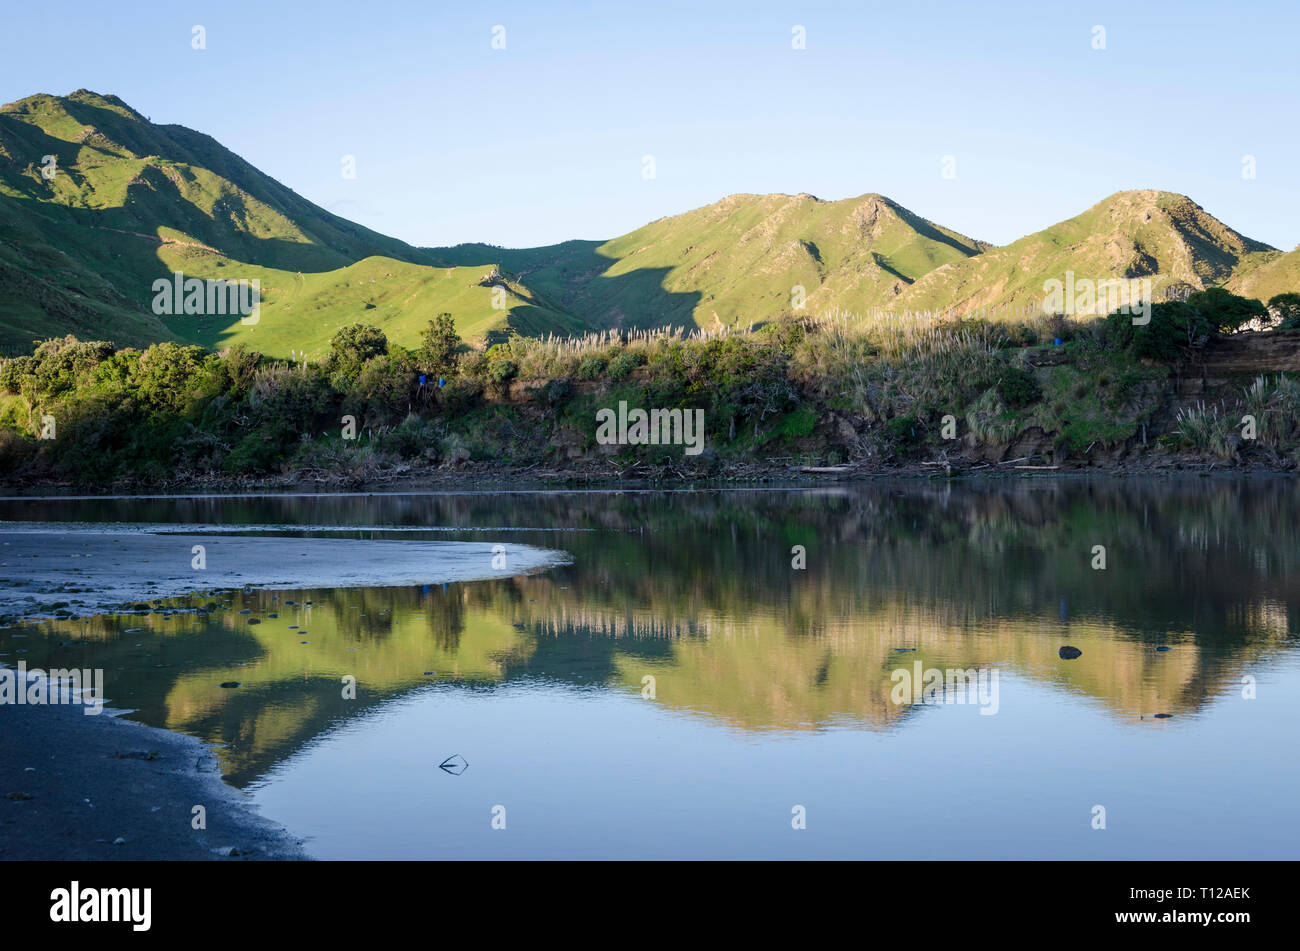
[2, 92, 1294, 353]
[0, 90, 579, 354]
[429, 192, 990, 330]
[1227, 246, 1300, 303]
[896, 190, 1276, 316]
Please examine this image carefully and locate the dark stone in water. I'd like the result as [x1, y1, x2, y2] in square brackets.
[267, 613, 278, 618]
[1156, 646, 1172, 652]
[893, 648, 917, 652]
[1059, 646, 1083, 659]
[1153, 713, 1173, 718]
[219, 682, 241, 689]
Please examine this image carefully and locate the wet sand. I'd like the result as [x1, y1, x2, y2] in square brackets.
[1, 700, 311, 860]
[0, 527, 571, 859]
[0, 527, 570, 618]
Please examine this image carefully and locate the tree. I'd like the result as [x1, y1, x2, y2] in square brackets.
[1267, 292, 1300, 330]
[420, 313, 461, 377]
[1184, 287, 1266, 334]
[1108, 300, 1210, 362]
[327, 324, 388, 383]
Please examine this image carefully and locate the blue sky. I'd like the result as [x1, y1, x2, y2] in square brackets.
[3, 0, 1297, 250]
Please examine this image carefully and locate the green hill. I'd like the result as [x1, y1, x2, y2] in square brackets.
[0, 90, 578, 355]
[429, 192, 990, 331]
[1227, 246, 1300, 304]
[896, 190, 1275, 316]
[2, 91, 1296, 354]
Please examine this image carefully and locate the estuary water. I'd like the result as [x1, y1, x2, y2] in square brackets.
[1, 479, 1297, 859]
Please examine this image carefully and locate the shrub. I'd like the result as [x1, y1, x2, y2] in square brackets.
[537, 377, 573, 407]
[997, 365, 1042, 406]
[607, 350, 644, 381]
[328, 324, 388, 383]
[885, 415, 920, 447]
[488, 358, 519, 383]
[576, 356, 606, 380]
[224, 424, 293, 473]
[352, 349, 419, 424]
[437, 378, 483, 415]
[1109, 301, 1209, 362]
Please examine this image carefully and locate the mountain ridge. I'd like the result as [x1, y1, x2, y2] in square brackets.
[1, 90, 1295, 356]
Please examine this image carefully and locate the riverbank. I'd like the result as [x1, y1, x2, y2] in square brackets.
[3, 450, 1291, 497]
[4, 304, 1299, 491]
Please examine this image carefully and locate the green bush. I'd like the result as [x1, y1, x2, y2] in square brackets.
[327, 324, 388, 384]
[1108, 301, 1208, 362]
[607, 350, 644, 381]
[576, 356, 606, 380]
[537, 377, 573, 407]
[224, 426, 289, 474]
[420, 313, 462, 377]
[997, 365, 1042, 406]
[488, 359, 519, 383]
[437, 377, 483, 415]
[1185, 287, 1266, 333]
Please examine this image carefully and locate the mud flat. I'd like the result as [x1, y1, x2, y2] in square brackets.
[0, 526, 571, 618]
[0, 699, 312, 860]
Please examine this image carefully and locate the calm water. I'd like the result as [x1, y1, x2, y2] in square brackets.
[2, 480, 1298, 859]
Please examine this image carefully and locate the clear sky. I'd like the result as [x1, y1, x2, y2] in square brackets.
[3, 0, 1297, 251]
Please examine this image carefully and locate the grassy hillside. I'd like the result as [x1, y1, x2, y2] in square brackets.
[3, 92, 1296, 354]
[1227, 246, 1300, 303]
[430, 192, 989, 331]
[150, 248, 587, 358]
[898, 190, 1276, 316]
[0, 90, 578, 353]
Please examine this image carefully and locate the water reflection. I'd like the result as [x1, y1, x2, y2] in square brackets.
[2, 479, 1295, 793]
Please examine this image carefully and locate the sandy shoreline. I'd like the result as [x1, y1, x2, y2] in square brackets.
[1, 701, 311, 860]
[0, 527, 571, 619]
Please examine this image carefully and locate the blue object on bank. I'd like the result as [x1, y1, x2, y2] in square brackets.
[418, 375, 427, 385]
[438, 377, 446, 387]
[1053, 337, 1063, 346]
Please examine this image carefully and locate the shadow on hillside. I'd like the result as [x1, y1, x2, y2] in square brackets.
[426, 241, 705, 333]
[1, 97, 706, 351]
